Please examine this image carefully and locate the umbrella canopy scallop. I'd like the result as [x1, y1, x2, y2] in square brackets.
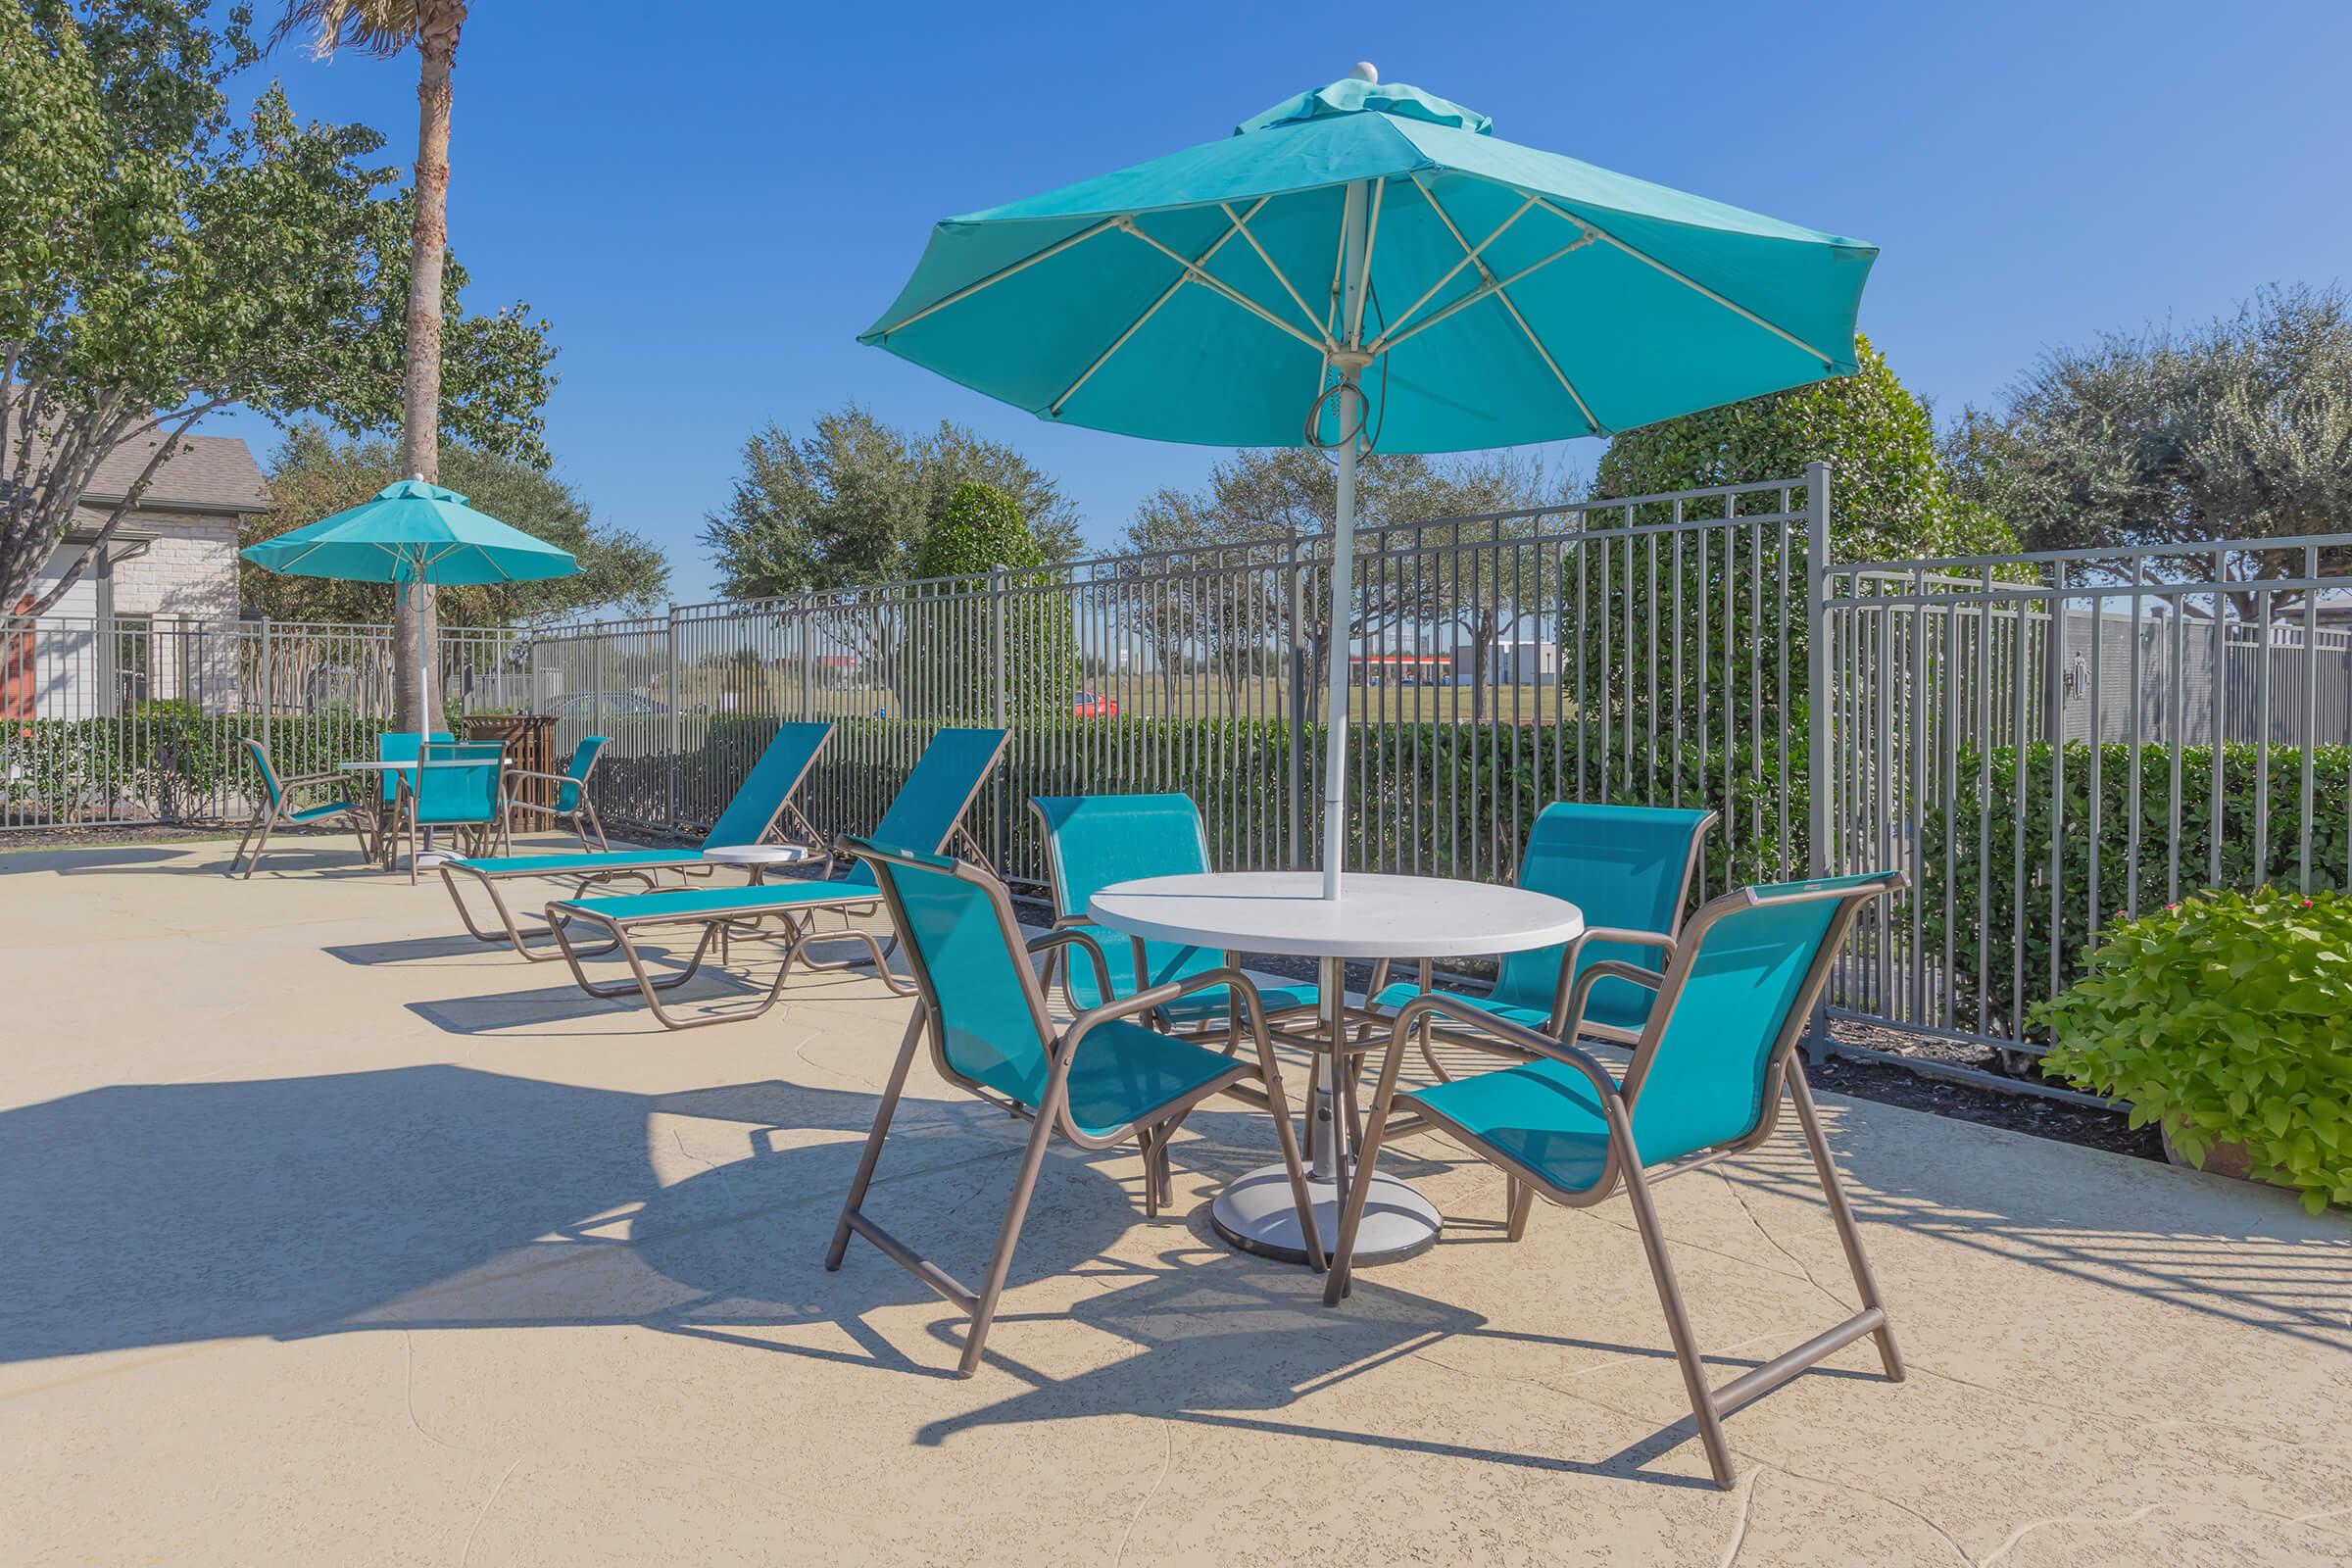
[241, 478, 579, 586]
[861, 74, 1879, 453]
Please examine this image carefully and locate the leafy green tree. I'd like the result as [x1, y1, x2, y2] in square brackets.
[1592, 331, 2016, 562]
[0, 1, 552, 637]
[243, 425, 666, 624]
[900, 481, 1078, 720]
[701, 404, 1081, 600]
[1119, 446, 1456, 716]
[1943, 284, 2352, 610]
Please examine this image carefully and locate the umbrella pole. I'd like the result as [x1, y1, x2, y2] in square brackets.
[1320, 401, 1358, 902]
[1320, 176, 1374, 902]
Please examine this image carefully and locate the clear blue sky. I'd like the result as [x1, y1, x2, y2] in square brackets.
[214, 0, 2352, 606]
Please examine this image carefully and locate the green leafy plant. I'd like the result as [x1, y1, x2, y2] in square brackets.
[2034, 887, 2352, 1212]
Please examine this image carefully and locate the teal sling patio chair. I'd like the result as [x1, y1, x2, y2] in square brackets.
[502, 734, 612, 852]
[400, 741, 510, 882]
[438, 719, 834, 958]
[228, 738, 371, 878]
[1325, 870, 1908, 1492]
[1371, 803, 1717, 1076]
[824, 836, 1320, 1376]
[542, 726, 1008, 1029]
[1030, 794, 1320, 1036]
[375, 728, 454, 808]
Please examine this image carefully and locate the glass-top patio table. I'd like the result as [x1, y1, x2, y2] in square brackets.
[1088, 870, 1584, 1267]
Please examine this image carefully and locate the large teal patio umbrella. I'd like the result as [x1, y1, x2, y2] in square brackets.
[863, 64, 1877, 897]
[242, 477, 578, 724]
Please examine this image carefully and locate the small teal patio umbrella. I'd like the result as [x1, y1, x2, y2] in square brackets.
[863, 64, 1878, 898]
[241, 477, 579, 724]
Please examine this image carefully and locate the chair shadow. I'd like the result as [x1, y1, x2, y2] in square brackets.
[0, 846, 192, 874]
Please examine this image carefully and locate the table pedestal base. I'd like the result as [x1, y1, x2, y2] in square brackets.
[1208, 1162, 1441, 1268]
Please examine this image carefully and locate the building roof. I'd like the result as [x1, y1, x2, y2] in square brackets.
[78, 431, 270, 514]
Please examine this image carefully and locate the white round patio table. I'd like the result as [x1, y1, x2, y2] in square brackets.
[703, 844, 817, 959]
[702, 842, 814, 879]
[1088, 870, 1584, 1268]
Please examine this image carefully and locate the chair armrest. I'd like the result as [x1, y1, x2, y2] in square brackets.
[1389, 991, 1625, 1105]
[1579, 926, 1678, 956]
[502, 767, 575, 787]
[1025, 926, 1113, 1000]
[1064, 963, 1268, 1047]
[275, 770, 348, 791]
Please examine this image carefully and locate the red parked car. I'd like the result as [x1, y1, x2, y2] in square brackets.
[1072, 690, 1120, 718]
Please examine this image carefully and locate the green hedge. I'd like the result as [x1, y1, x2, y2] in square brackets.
[1919, 741, 2352, 1032]
[2, 711, 393, 825]
[614, 712, 1811, 889]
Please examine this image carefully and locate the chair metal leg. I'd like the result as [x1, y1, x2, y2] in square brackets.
[958, 1088, 1063, 1377]
[1786, 1057, 1905, 1382]
[1323, 1020, 1411, 1303]
[1505, 1176, 1535, 1241]
[240, 810, 278, 879]
[1603, 1105, 1740, 1490]
[826, 1009, 927, 1271]
[230, 807, 265, 877]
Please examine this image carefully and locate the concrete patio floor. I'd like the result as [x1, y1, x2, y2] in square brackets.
[1, 836, 2346, 1566]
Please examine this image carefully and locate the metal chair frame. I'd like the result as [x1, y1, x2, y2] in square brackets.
[825, 841, 1322, 1376]
[228, 740, 373, 878]
[1326, 872, 1907, 1491]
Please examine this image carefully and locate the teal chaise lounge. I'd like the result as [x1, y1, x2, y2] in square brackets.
[438, 720, 833, 957]
[542, 726, 1008, 1028]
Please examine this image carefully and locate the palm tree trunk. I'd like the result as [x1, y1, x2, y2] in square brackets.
[392, 1, 466, 733]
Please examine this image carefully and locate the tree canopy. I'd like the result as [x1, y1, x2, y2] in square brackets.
[1591, 332, 2017, 563]
[700, 404, 1081, 600]
[0, 0, 554, 615]
[1943, 284, 2352, 583]
[242, 425, 668, 625]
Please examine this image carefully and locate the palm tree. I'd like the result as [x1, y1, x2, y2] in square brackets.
[272, 0, 471, 732]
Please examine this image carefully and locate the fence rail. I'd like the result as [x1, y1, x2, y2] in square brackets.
[1817, 538, 2352, 1052]
[10, 477, 2349, 1080]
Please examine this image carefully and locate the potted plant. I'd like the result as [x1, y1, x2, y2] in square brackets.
[2034, 886, 2352, 1213]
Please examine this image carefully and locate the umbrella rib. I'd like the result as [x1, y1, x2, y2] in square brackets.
[1051, 200, 1269, 416]
[1380, 178, 1538, 344]
[1114, 220, 1329, 353]
[1526, 195, 1843, 370]
[1398, 177, 1601, 436]
[1219, 200, 1333, 347]
[1372, 234, 1594, 355]
[870, 216, 1125, 339]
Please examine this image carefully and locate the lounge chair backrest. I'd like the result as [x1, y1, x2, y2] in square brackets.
[1030, 794, 1209, 918]
[1619, 871, 1897, 1169]
[700, 721, 834, 851]
[847, 726, 1009, 887]
[1494, 802, 1715, 1018]
[243, 738, 282, 806]
[846, 837, 1054, 1108]
[377, 729, 455, 805]
[416, 741, 505, 824]
[557, 735, 609, 813]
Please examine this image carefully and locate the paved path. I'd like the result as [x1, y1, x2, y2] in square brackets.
[1, 837, 2346, 1565]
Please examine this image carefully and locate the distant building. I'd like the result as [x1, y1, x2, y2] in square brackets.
[5, 430, 270, 720]
[1349, 651, 1453, 687]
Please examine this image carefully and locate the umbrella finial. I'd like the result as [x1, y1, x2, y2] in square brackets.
[1350, 61, 1377, 82]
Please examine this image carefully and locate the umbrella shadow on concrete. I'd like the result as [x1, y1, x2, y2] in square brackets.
[0, 1066, 1126, 1372]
